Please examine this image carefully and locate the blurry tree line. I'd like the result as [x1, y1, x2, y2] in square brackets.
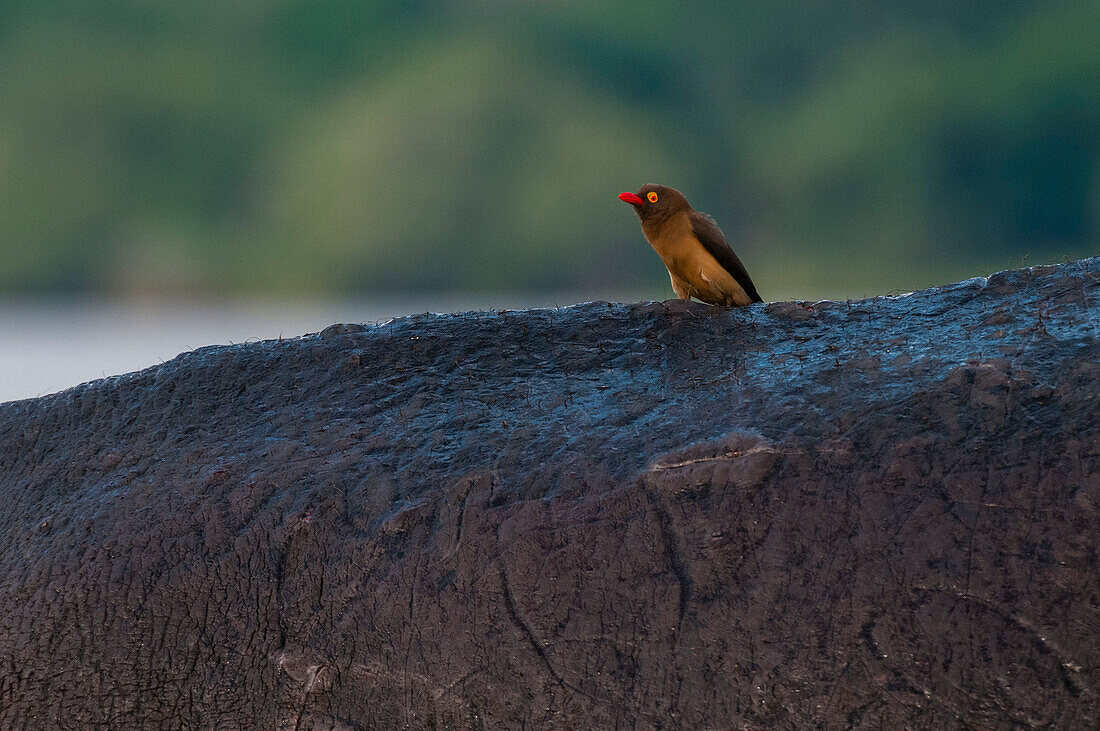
[0, 0, 1096, 299]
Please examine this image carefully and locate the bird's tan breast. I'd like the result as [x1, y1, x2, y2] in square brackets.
[642, 213, 751, 306]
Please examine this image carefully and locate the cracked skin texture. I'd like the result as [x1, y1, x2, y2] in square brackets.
[1, 258, 1099, 729]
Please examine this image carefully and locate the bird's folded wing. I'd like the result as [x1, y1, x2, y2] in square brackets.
[689, 211, 762, 303]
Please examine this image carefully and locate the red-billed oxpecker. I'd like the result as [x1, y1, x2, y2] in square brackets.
[619, 184, 762, 306]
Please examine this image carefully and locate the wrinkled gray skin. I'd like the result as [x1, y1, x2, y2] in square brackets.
[1, 258, 1098, 729]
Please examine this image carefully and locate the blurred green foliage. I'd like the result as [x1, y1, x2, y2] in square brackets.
[0, 0, 1097, 300]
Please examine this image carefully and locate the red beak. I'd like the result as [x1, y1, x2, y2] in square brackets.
[618, 192, 645, 206]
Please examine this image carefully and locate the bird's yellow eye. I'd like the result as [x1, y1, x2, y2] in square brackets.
[647, 192, 659, 203]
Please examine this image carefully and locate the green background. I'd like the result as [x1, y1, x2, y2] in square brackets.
[1, 0, 1097, 301]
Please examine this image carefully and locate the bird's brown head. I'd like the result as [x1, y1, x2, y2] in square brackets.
[618, 184, 691, 223]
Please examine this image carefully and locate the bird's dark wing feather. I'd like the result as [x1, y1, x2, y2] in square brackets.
[689, 211, 762, 303]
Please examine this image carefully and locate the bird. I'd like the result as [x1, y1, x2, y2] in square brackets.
[619, 184, 762, 306]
